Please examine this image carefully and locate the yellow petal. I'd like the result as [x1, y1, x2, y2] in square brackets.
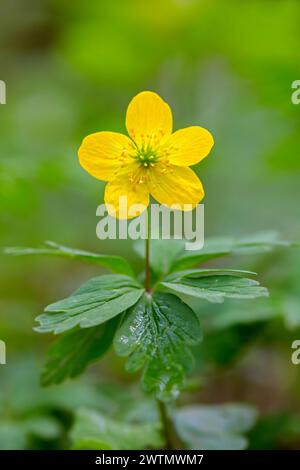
[148, 165, 204, 210]
[164, 126, 214, 166]
[78, 131, 134, 182]
[104, 164, 149, 219]
[126, 91, 173, 147]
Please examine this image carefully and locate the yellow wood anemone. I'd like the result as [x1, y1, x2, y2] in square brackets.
[78, 91, 214, 219]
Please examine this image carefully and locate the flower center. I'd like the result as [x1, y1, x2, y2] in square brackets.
[136, 147, 157, 168]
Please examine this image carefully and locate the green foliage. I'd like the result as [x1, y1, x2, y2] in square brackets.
[170, 231, 291, 272]
[5, 241, 135, 277]
[114, 293, 202, 401]
[2, 0, 300, 451]
[35, 275, 144, 333]
[160, 271, 268, 304]
[41, 318, 118, 386]
[134, 232, 291, 277]
[175, 404, 257, 450]
[9, 231, 288, 411]
[166, 268, 257, 279]
[71, 408, 163, 450]
[20, 236, 276, 404]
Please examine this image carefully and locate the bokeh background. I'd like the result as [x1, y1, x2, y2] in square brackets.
[1, 0, 300, 449]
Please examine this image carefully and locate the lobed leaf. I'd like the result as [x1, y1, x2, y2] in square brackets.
[165, 268, 257, 281]
[35, 274, 144, 334]
[5, 240, 135, 277]
[160, 272, 268, 304]
[114, 292, 202, 401]
[41, 318, 118, 386]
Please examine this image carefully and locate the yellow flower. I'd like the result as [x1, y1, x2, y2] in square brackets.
[78, 91, 214, 219]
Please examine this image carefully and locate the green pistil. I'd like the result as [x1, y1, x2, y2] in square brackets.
[136, 148, 157, 167]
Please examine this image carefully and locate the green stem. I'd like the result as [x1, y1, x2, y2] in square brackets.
[145, 208, 151, 292]
[145, 206, 181, 449]
[157, 400, 182, 450]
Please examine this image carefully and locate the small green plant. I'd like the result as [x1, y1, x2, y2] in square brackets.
[5, 91, 293, 450]
[6, 231, 291, 450]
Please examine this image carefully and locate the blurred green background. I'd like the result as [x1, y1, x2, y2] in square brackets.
[1, 0, 300, 450]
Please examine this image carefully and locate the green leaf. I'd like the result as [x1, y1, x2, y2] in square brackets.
[175, 404, 257, 450]
[41, 318, 118, 386]
[5, 240, 135, 277]
[170, 231, 291, 272]
[160, 272, 268, 304]
[114, 292, 202, 401]
[35, 274, 144, 334]
[165, 268, 257, 281]
[71, 408, 163, 450]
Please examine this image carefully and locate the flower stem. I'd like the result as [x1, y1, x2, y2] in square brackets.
[145, 206, 181, 449]
[157, 400, 182, 450]
[145, 208, 151, 292]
